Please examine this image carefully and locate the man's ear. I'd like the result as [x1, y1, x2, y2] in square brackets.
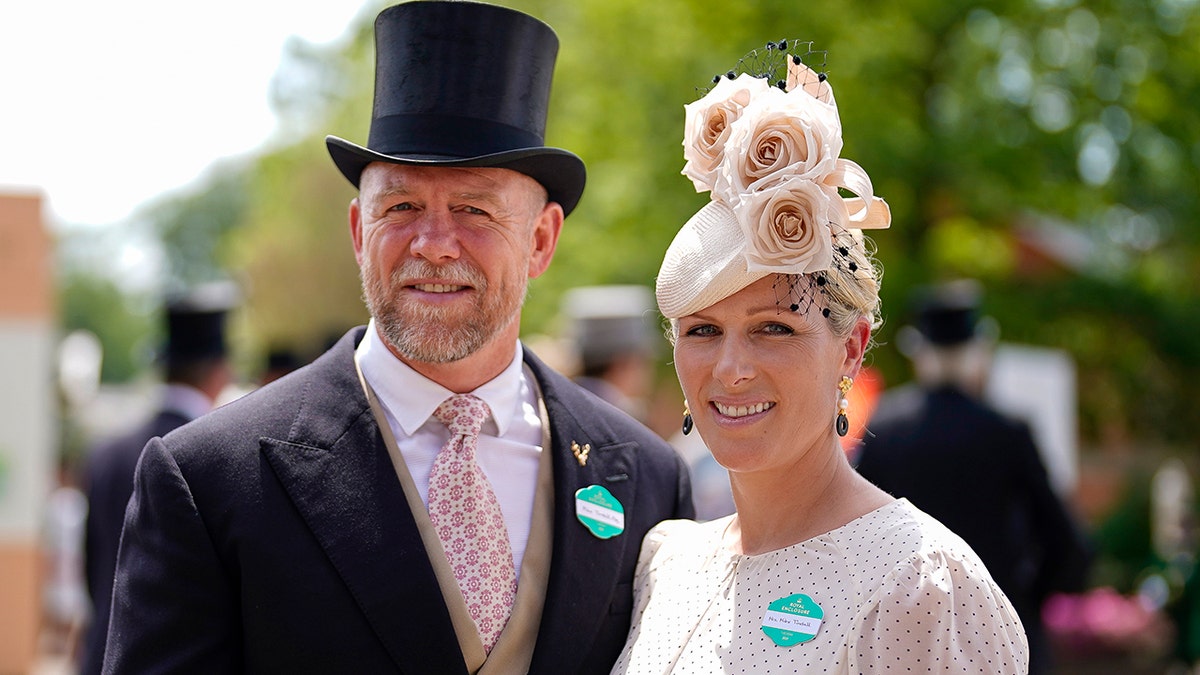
[527, 201, 564, 279]
[349, 198, 364, 266]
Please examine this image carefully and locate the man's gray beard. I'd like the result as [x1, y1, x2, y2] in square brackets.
[362, 259, 525, 364]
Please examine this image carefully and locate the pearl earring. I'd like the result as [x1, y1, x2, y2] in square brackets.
[835, 376, 853, 437]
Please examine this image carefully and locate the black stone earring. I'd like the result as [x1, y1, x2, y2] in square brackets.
[682, 401, 694, 436]
[835, 376, 852, 437]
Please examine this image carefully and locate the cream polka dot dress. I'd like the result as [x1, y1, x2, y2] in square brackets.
[611, 499, 1028, 674]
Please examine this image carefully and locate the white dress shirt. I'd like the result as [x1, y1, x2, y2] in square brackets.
[355, 320, 544, 576]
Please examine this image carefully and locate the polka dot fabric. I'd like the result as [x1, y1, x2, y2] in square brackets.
[611, 499, 1028, 674]
[428, 394, 517, 653]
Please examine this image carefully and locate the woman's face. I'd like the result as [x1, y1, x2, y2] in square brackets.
[674, 275, 868, 476]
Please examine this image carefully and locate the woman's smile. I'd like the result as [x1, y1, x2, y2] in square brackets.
[712, 400, 775, 419]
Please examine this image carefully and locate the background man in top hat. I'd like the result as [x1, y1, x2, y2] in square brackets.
[104, 3, 692, 674]
[561, 285, 659, 423]
[80, 281, 236, 675]
[854, 279, 1090, 674]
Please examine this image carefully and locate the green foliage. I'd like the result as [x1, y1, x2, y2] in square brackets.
[1090, 468, 1155, 592]
[60, 0, 1200, 446]
[56, 271, 154, 382]
[224, 138, 366, 361]
[142, 165, 252, 293]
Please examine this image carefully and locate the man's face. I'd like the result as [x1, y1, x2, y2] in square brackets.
[351, 163, 561, 364]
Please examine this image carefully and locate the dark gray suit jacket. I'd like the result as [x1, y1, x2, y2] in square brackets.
[104, 328, 692, 674]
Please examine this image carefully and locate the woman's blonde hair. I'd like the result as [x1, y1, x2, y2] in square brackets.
[823, 230, 883, 339]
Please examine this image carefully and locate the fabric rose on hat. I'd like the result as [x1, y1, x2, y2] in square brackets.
[720, 84, 843, 198]
[738, 177, 847, 273]
[681, 74, 771, 197]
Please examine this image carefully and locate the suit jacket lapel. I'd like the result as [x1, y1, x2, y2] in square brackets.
[259, 329, 468, 675]
[523, 351, 639, 674]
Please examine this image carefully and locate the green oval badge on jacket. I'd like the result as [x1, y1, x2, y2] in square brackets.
[575, 484, 625, 539]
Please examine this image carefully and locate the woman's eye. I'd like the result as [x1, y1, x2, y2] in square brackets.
[684, 324, 719, 337]
[763, 323, 794, 335]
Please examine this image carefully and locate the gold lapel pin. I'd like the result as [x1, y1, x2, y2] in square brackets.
[571, 441, 592, 467]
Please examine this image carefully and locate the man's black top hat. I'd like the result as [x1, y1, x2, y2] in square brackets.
[163, 282, 238, 366]
[910, 280, 984, 346]
[326, 1, 587, 216]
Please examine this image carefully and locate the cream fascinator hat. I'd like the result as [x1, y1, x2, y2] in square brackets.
[656, 42, 891, 319]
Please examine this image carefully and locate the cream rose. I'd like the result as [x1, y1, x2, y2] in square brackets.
[720, 85, 843, 198]
[736, 177, 848, 274]
[681, 73, 771, 195]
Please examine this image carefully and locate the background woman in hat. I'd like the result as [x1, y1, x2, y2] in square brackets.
[612, 43, 1028, 673]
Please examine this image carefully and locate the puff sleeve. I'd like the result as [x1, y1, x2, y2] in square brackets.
[849, 547, 1029, 673]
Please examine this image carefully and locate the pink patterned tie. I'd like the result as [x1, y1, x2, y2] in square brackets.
[428, 394, 517, 652]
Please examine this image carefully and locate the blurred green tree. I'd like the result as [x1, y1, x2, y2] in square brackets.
[56, 270, 153, 383]
[67, 0, 1199, 450]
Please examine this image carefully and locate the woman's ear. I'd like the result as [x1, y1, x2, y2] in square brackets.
[841, 316, 871, 378]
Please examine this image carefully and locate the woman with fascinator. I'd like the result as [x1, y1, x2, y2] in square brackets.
[611, 43, 1028, 674]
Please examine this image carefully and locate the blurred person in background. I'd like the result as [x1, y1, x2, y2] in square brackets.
[39, 455, 89, 666]
[103, 3, 692, 674]
[561, 285, 659, 422]
[80, 281, 236, 674]
[258, 347, 304, 386]
[855, 279, 1090, 674]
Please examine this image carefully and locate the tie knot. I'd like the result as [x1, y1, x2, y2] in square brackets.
[434, 394, 490, 438]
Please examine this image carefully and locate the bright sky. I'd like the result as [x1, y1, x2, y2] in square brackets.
[0, 0, 372, 227]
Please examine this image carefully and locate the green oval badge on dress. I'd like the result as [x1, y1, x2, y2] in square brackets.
[761, 593, 824, 647]
[574, 484, 625, 539]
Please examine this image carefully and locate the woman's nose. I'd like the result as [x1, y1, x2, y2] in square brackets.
[712, 336, 754, 389]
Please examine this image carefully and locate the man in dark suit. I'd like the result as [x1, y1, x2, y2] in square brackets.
[855, 280, 1089, 674]
[81, 282, 235, 675]
[104, 3, 692, 674]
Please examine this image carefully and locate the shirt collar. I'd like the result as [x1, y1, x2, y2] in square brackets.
[356, 318, 526, 436]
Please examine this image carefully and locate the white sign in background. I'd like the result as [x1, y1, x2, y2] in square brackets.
[0, 321, 55, 540]
[986, 343, 1078, 496]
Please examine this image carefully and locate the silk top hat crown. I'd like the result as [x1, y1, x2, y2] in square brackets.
[162, 281, 238, 366]
[911, 280, 988, 346]
[562, 285, 659, 372]
[326, 1, 586, 216]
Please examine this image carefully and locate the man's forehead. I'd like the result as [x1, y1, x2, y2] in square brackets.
[362, 163, 535, 193]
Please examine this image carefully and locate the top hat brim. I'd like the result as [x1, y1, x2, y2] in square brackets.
[326, 136, 586, 217]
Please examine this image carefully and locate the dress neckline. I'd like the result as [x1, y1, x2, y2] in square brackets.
[718, 498, 909, 560]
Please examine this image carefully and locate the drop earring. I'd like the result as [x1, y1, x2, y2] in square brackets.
[682, 401, 694, 436]
[835, 376, 853, 437]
